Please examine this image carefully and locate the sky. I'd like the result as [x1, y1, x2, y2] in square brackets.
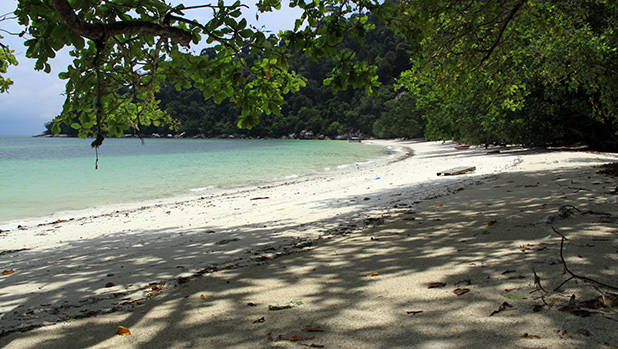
[0, 1, 302, 135]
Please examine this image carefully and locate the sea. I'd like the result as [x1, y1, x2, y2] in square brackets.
[0, 136, 391, 226]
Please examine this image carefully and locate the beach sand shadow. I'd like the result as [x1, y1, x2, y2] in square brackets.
[1, 163, 616, 348]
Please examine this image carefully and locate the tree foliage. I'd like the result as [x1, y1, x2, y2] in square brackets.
[0, 12, 19, 93]
[45, 15, 423, 139]
[16, 0, 380, 146]
[382, 0, 617, 148]
[13, 1, 618, 149]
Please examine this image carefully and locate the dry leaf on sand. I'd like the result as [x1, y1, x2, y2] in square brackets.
[489, 302, 512, 316]
[453, 288, 470, 296]
[116, 326, 131, 336]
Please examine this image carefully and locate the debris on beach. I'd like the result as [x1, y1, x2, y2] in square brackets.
[2, 269, 15, 276]
[427, 282, 446, 288]
[454, 145, 470, 150]
[406, 310, 423, 315]
[489, 302, 512, 316]
[200, 294, 208, 301]
[116, 326, 131, 336]
[453, 288, 470, 296]
[487, 220, 497, 226]
[365, 272, 380, 277]
[250, 197, 270, 200]
[436, 166, 476, 176]
[268, 300, 303, 311]
[253, 316, 265, 323]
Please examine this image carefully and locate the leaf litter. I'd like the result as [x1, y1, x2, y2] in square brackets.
[427, 282, 446, 288]
[489, 302, 512, 316]
[453, 288, 470, 296]
[268, 300, 303, 311]
[116, 326, 131, 336]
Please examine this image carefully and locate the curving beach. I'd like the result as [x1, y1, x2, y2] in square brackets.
[1, 139, 617, 348]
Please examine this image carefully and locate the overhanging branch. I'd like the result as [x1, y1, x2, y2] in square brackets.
[51, 0, 193, 45]
[478, 0, 526, 65]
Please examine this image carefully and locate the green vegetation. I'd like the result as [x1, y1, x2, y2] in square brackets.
[125, 16, 420, 139]
[0, 12, 18, 93]
[17, 0, 378, 146]
[0, 37, 17, 93]
[387, 0, 617, 149]
[12, 1, 618, 149]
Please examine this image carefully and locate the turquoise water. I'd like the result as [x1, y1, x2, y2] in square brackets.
[0, 136, 387, 224]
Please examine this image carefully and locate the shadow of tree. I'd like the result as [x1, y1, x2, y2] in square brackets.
[1, 162, 616, 348]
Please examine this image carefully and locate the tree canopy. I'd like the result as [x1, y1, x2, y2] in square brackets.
[13, 0, 379, 146]
[5, 0, 618, 149]
[385, 0, 617, 147]
[0, 11, 19, 93]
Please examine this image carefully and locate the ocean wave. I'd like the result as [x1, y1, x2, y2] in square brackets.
[190, 185, 215, 192]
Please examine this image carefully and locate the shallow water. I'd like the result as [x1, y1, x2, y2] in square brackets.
[0, 136, 388, 223]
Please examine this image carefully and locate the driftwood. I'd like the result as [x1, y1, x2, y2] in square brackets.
[436, 166, 476, 176]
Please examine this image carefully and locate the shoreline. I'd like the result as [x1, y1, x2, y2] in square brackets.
[1, 140, 616, 344]
[0, 139, 402, 230]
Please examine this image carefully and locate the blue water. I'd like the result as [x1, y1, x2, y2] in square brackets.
[0, 136, 387, 224]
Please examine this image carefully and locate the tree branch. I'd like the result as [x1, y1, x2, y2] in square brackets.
[478, 0, 526, 65]
[551, 226, 618, 291]
[51, 0, 193, 46]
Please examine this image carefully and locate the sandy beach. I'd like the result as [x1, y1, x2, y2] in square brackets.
[0, 139, 616, 348]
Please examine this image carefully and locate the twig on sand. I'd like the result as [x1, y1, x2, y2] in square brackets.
[532, 268, 547, 293]
[551, 226, 618, 292]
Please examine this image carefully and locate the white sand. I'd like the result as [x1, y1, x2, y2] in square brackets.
[0, 140, 616, 348]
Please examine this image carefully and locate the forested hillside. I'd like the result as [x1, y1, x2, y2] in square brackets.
[45, 16, 423, 140]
